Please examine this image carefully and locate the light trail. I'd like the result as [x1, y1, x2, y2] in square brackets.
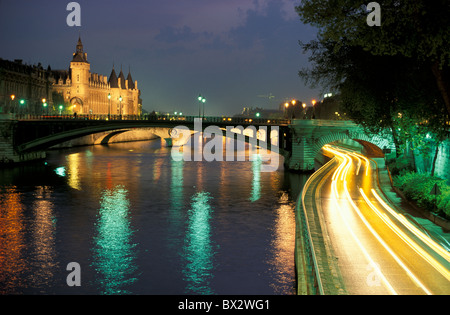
[327, 146, 397, 294]
[371, 189, 450, 263]
[323, 145, 450, 294]
[360, 189, 450, 283]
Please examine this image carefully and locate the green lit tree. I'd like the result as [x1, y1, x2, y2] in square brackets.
[297, 0, 450, 115]
[296, 0, 449, 166]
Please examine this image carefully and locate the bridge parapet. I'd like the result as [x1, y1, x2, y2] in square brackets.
[2, 116, 396, 170]
[285, 120, 395, 171]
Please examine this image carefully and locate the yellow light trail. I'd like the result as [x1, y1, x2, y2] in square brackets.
[323, 145, 446, 295]
[371, 189, 450, 263]
[327, 147, 397, 294]
[360, 189, 450, 283]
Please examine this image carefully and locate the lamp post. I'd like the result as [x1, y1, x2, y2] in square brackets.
[119, 96, 123, 119]
[291, 99, 297, 119]
[10, 94, 15, 113]
[312, 99, 317, 119]
[19, 99, 26, 115]
[42, 99, 48, 116]
[42, 99, 46, 116]
[198, 94, 206, 118]
[108, 93, 111, 120]
[202, 97, 206, 118]
[302, 103, 306, 119]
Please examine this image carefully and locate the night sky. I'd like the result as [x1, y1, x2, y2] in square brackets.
[0, 0, 320, 116]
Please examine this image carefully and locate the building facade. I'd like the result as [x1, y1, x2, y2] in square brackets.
[52, 37, 142, 116]
[0, 58, 54, 114]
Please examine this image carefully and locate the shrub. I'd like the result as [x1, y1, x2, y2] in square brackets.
[386, 157, 414, 176]
[393, 171, 450, 219]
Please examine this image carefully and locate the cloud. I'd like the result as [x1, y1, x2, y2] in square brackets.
[155, 26, 206, 43]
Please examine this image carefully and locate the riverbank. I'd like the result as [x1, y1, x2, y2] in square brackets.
[384, 159, 450, 230]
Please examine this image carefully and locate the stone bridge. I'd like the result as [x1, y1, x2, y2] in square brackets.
[286, 120, 395, 171]
[0, 114, 395, 171]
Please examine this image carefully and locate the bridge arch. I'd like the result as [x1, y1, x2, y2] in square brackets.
[312, 130, 394, 159]
[17, 124, 179, 152]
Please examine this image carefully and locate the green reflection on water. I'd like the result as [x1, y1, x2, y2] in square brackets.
[183, 191, 215, 294]
[92, 185, 138, 294]
[250, 155, 261, 202]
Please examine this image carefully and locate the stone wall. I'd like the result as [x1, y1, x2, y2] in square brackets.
[0, 119, 46, 164]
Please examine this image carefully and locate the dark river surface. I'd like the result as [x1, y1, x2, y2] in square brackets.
[0, 137, 309, 295]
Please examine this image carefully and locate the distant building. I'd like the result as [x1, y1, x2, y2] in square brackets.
[52, 37, 142, 116]
[0, 58, 54, 114]
[236, 106, 283, 119]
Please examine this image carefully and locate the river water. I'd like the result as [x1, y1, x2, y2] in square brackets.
[0, 137, 308, 295]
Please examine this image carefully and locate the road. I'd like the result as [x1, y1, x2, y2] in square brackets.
[310, 145, 450, 295]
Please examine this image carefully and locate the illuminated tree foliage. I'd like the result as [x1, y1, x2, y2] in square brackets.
[296, 0, 449, 164]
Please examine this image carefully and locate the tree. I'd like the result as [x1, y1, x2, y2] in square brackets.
[296, 0, 449, 164]
[297, 0, 450, 115]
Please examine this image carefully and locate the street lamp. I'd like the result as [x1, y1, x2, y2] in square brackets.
[41, 99, 47, 115]
[108, 93, 111, 119]
[198, 94, 206, 118]
[119, 96, 123, 119]
[202, 98, 206, 118]
[19, 99, 26, 115]
[9, 95, 15, 113]
[291, 100, 297, 119]
[59, 105, 63, 115]
[312, 99, 317, 119]
[284, 102, 289, 118]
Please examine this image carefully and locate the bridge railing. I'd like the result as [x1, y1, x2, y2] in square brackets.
[13, 113, 292, 125]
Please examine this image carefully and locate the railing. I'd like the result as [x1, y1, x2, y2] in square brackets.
[12, 113, 292, 125]
[297, 157, 338, 295]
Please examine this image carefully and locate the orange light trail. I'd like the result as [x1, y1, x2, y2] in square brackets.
[323, 145, 450, 295]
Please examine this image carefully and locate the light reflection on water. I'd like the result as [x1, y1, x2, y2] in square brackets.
[92, 186, 138, 295]
[183, 191, 215, 294]
[0, 186, 26, 294]
[0, 139, 307, 294]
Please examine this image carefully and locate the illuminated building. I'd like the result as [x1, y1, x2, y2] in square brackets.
[52, 37, 142, 116]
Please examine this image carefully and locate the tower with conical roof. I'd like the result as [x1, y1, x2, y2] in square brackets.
[70, 36, 90, 111]
[108, 66, 119, 88]
[52, 36, 141, 116]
